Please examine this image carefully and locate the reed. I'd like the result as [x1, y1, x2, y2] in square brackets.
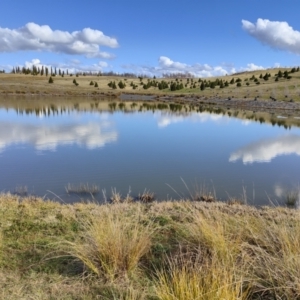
[65, 183, 100, 195]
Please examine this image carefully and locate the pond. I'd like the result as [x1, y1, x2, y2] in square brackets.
[0, 98, 300, 205]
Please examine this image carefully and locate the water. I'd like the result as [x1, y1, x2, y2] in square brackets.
[0, 98, 300, 205]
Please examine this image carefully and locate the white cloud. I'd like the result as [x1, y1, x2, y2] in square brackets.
[0, 22, 118, 58]
[242, 18, 300, 55]
[229, 135, 300, 164]
[122, 56, 266, 77]
[0, 120, 118, 152]
[241, 63, 264, 71]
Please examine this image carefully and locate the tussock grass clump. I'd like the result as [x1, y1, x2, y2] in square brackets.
[110, 188, 133, 204]
[155, 256, 249, 300]
[65, 183, 100, 195]
[63, 204, 156, 282]
[285, 190, 299, 207]
[138, 189, 155, 203]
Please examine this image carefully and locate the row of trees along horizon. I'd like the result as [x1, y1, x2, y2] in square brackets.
[10, 65, 300, 92]
[107, 67, 300, 91]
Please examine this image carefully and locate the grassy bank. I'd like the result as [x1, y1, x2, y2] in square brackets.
[1, 67, 300, 102]
[0, 193, 300, 299]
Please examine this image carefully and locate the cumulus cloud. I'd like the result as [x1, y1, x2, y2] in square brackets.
[229, 135, 300, 164]
[0, 22, 118, 58]
[0, 120, 118, 152]
[242, 18, 300, 55]
[122, 56, 266, 77]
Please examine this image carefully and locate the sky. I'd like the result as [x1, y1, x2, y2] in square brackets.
[0, 0, 300, 77]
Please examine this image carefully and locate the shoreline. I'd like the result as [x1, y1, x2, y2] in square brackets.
[2, 91, 300, 113]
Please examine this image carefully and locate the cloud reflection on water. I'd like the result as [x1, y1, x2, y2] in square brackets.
[0, 121, 118, 152]
[156, 112, 228, 128]
[229, 134, 300, 164]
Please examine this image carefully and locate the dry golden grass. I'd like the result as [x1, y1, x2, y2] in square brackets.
[63, 203, 156, 282]
[154, 256, 249, 300]
[1, 67, 300, 101]
[1, 194, 300, 299]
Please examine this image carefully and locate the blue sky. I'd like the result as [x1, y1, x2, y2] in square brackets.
[0, 0, 300, 77]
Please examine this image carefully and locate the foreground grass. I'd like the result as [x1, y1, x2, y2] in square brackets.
[0, 194, 300, 299]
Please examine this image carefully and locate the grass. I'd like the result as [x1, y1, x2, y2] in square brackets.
[285, 190, 299, 208]
[138, 189, 155, 203]
[65, 183, 100, 195]
[1, 67, 300, 102]
[1, 193, 300, 298]
[63, 204, 155, 282]
[110, 187, 133, 204]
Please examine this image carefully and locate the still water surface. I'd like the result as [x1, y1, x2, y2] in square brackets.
[0, 100, 300, 205]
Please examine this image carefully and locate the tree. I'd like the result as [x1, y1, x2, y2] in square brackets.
[200, 81, 205, 90]
[236, 82, 242, 87]
[94, 82, 98, 87]
[118, 80, 126, 89]
[230, 78, 235, 84]
[90, 81, 94, 85]
[263, 73, 269, 81]
[48, 76, 54, 83]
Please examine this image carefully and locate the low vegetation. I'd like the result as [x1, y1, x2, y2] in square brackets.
[1, 193, 300, 299]
[1, 66, 300, 102]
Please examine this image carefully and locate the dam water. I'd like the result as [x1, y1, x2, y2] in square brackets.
[0, 98, 300, 205]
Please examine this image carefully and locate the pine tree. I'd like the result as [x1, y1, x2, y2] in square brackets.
[200, 82, 205, 90]
[48, 76, 54, 83]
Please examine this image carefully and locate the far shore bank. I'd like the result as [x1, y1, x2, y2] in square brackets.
[2, 91, 300, 114]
